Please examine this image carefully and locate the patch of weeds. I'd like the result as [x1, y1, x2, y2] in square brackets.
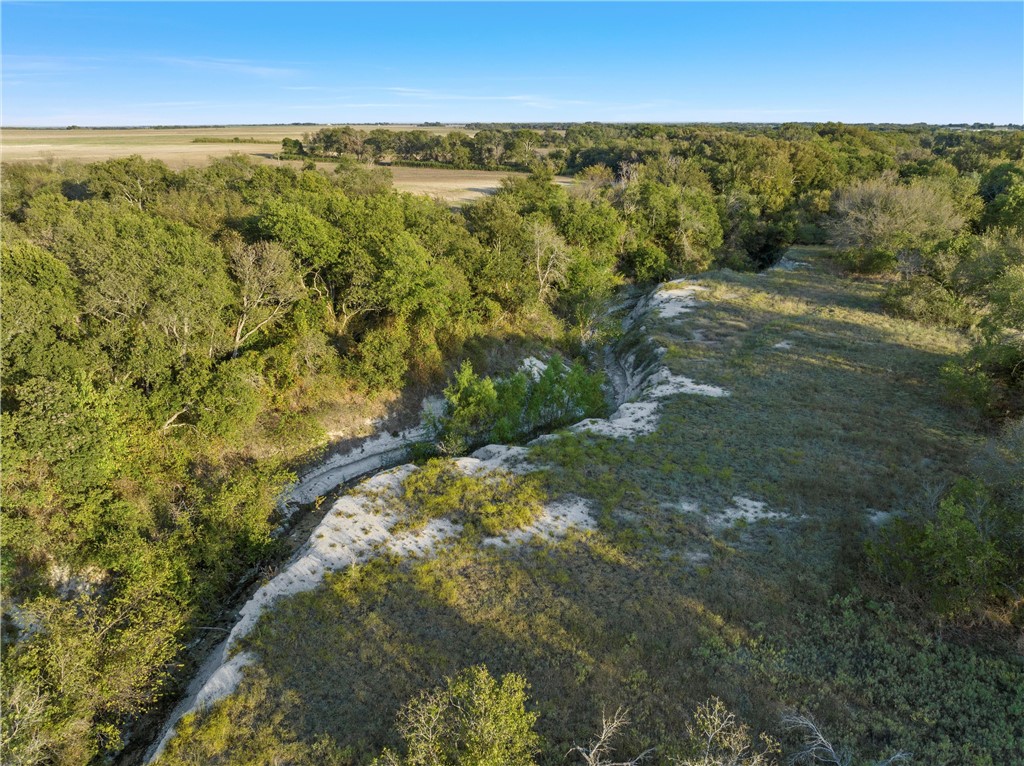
[398, 458, 545, 537]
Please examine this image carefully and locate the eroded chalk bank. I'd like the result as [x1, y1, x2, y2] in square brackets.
[147, 276, 738, 762]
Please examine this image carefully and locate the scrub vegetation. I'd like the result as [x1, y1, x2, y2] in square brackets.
[2, 122, 1023, 766]
[398, 459, 545, 538]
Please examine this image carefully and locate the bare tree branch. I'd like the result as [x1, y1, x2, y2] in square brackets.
[782, 714, 848, 766]
[783, 713, 911, 766]
[568, 707, 654, 766]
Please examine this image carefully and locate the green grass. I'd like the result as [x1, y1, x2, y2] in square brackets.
[155, 249, 1022, 766]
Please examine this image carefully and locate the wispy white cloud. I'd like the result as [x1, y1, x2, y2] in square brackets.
[2, 53, 302, 83]
[383, 86, 590, 108]
[153, 56, 300, 79]
[2, 54, 107, 75]
[287, 103, 411, 111]
[136, 100, 219, 109]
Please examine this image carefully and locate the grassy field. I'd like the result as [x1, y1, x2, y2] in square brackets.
[0, 125, 561, 203]
[0, 124, 463, 160]
[3, 125, 325, 166]
[152, 249, 1024, 765]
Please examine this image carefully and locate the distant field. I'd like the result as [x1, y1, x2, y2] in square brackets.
[1, 126, 288, 167]
[276, 162, 569, 204]
[391, 166, 566, 203]
[0, 124, 465, 166]
[0, 124, 568, 203]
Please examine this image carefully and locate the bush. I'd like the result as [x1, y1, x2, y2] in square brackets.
[882, 277, 973, 329]
[374, 665, 540, 766]
[353, 319, 412, 392]
[869, 479, 1023, 623]
[627, 241, 670, 283]
[943, 344, 1024, 417]
[940, 358, 995, 412]
[432, 358, 606, 456]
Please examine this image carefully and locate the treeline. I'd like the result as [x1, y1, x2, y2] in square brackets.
[283, 126, 559, 171]
[291, 122, 1024, 273]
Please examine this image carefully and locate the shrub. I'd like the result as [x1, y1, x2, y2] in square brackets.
[940, 358, 994, 412]
[432, 358, 606, 456]
[869, 480, 1023, 623]
[353, 319, 412, 392]
[944, 343, 1024, 417]
[400, 459, 545, 537]
[882, 277, 973, 329]
[435, 361, 503, 456]
[374, 665, 540, 766]
[627, 241, 670, 283]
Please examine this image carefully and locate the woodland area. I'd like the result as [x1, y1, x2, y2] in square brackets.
[1, 122, 1023, 765]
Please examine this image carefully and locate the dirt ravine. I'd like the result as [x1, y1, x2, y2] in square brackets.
[144, 277, 728, 763]
[142, 405, 442, 763]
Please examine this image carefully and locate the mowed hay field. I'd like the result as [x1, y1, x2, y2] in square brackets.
[0, 124, 549, 203]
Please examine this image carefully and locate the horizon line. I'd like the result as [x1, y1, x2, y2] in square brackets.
[5, 120, 1023, 129]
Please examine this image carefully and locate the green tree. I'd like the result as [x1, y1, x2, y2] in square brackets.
[1, 577, 183, 766]
[0, 236, 83, 384]
[472, 130, 509, 168]
[84, 155, 174, 210]
[365, 128, 398, 162]
[984, 184, 1024, 233]
[624, 181, 722, 273]
[826, 174, 965, 273]
[281, 137, 304, 155]
[352, 317, 412, 391]
[435, 360, 501, 455]
[228, 239, 305, 354]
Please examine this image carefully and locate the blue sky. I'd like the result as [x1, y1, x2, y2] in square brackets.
[3, 2, 1021, 126]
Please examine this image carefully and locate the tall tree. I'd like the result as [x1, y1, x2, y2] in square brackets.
[228, 239, 305, 354]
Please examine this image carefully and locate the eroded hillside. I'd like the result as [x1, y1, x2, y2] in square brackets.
[153, 249, 1024, 765]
